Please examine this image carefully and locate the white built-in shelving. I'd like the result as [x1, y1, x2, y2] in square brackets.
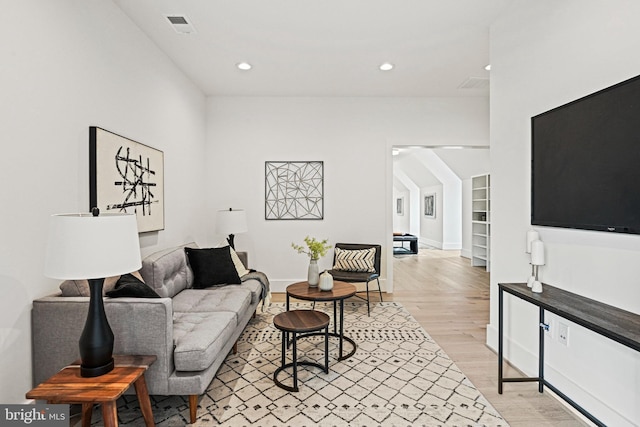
[471, 174, 490, 271]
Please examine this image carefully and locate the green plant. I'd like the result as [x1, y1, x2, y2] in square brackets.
[291, 236, 331, 260]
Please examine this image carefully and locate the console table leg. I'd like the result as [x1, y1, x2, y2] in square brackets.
[498, 288, 504, 394]
[539, 307, 545, 393]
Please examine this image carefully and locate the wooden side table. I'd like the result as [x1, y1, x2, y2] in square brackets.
[286, 281, 357, 360]
[273, 309, 330, 392]
[26, 355, 156, 427]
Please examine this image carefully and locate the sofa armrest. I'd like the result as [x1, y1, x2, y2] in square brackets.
[32, 296, 174, 395]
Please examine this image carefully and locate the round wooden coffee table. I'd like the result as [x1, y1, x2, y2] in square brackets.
[286, 281, 357, 360]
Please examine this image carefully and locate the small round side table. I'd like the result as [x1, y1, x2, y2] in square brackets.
[273, 309, 330, 392]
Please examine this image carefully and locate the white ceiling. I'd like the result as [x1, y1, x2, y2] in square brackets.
[113, 0, 510, 97]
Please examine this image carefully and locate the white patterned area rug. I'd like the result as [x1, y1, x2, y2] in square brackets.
[107, 302, 509, 427]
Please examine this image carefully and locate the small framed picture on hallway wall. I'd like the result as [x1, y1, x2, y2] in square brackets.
[424, 193, 436, 218]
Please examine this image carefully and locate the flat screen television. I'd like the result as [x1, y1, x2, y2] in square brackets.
[531, 74, 640, 234]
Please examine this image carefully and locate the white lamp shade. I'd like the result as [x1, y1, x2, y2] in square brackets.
[44, 213, 141, 280]
[530, 239, 545, 266]
[216, 209, 248, 235]
[526, 230, 539, 253]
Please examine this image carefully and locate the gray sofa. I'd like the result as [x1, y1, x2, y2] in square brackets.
[32, 243, 265, 424]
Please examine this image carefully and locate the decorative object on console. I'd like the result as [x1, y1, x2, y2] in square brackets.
[44, 208, 141, 377]
[318, 270, 334, 291]
[526, 229, 540, 288]
[265, 161, 324, 220]
[216, 208, 248, 249]
[89, 127, 164, 233]
[530, 239, 545, 293]
[292, 236, 332, 287]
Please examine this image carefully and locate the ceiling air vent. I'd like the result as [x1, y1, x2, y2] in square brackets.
[165, 15, 196, 34]
[458, 77, 490, 90]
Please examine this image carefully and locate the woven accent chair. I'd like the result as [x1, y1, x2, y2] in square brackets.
[327, 243, 383, 316]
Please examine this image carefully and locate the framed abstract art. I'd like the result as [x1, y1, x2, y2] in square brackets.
[89, 127, 164, 233]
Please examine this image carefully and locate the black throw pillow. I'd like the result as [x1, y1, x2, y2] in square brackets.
[185, 246, 242, 289]
[106, 273, 161, 298]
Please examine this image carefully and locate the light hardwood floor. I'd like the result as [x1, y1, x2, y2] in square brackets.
[274, 249, 589, 426]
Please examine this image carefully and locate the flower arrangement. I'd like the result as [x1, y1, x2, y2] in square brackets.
[291, 236, 332, 260]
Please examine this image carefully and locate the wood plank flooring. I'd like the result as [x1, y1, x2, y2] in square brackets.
[274, 249, 589, 426]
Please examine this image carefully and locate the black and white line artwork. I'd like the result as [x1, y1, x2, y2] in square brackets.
[90, 127, 165, 232]
[265, 161, 324, 220]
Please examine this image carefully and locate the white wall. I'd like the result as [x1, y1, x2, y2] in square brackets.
[205, 97, 489, 292]
[489, 1, 640, 425]
[0, 1, 207, 404]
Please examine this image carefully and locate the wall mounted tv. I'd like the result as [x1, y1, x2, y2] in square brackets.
[531, 74, 640, 235]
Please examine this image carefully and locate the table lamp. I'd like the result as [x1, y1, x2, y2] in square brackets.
[216, 208, 248, 249]
[44, 208, 141, 377]
[526, 229, 539, 288]
[530, 239, 545, 293]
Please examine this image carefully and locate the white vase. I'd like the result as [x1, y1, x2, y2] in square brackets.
[307, 258, 319, 287]
[319, 270, 334, 291]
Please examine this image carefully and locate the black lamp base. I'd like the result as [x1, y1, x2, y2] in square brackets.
[79, 278, 115, 377]
[81, 358, 114, 377]
[226, 233, 236, 250]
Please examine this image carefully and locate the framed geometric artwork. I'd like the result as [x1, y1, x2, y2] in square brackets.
[424, 193, 436, 218]
[265, 161, 323, 220]
[89, 127, 164, 233]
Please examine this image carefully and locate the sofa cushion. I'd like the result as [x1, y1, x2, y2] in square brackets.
[172, 311, 236, 372]
[106, 274, 161, 298]
[141, 243, 197, 298]
[172, 288, 251, 324]
[184, 247, 241, 288]
[59, 273, 143, 297]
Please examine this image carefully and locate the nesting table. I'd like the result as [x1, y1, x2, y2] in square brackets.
[286, 281, 357, 360]
[273, 309, 330, 392]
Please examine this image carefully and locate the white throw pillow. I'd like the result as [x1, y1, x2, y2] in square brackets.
[332, 247, 376, 273]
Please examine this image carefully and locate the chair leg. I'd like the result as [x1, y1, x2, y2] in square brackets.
[376, 277, 383, 302]
[365, 280, 370, 316]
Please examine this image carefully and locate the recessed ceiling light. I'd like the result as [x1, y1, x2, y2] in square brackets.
[485, 64, 491, 71]
[379, 62, 394, 71]
[236, 62, 252, 71]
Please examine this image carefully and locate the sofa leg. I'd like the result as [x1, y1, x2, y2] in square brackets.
[233, 341, 238, 354]
[189, 395, 198, 424]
